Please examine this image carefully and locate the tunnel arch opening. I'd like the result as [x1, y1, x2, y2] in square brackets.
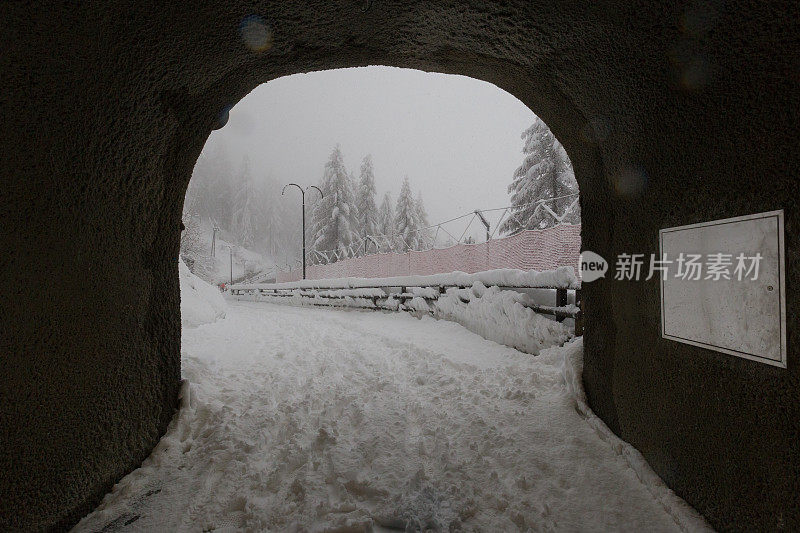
[180, 66, 584, 293]
[6, 3, 795, 531]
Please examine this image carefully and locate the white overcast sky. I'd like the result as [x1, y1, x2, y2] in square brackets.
[202, 66, 537, 231]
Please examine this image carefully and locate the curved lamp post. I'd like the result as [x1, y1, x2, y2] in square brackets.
[282, 183, 323, 279]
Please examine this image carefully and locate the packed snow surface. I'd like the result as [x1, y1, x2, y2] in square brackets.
[179, 258, 227, 328]
[75, 302, 708, 532]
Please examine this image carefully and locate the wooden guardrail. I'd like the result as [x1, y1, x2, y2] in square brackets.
[231, 283, 583, 335]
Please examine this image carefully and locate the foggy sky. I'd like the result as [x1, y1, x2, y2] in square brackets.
[202, 66, 537, 234]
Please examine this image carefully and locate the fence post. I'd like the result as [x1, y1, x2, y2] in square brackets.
[555, 288, 568, 322]
[574, 289, 583, 335]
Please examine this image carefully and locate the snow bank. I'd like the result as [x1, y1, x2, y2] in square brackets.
[179, 259, 227, 328]
[432, 282, 572, 354]
[234, 265, 579, 291]
[548, 338, 712, 532]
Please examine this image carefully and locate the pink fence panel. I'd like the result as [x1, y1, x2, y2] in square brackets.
[276, 224, 581, 283]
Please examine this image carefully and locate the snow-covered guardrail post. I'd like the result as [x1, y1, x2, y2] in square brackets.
[555, 288, 568, 322]
[574, 290, 584, 336]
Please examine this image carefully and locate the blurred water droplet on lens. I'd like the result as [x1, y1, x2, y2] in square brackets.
[613, 165, 648, 197]
[239, 15, 272, 52]
[580, 117, 611, 144]
[680, 55, 709, 90]
[669, 42, 710, 91]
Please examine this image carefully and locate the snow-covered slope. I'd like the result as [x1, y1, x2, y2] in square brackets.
[194, 219, 276, 285]
[179, 259, 227, 328]
[209, 235, 273, 285]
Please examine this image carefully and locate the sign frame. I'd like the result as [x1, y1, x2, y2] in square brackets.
[659, 210, 786, 368]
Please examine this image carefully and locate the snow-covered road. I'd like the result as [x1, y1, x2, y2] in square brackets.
[76, 301, 706, 532]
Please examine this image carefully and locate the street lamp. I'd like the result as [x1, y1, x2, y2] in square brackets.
[282, 183, 323, 280]
[229, 245, 234, 285]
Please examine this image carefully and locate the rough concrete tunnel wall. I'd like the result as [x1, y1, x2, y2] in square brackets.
[1, 2, 797, 530]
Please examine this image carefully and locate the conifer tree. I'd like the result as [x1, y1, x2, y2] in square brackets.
[414, 191, 432, 250]
[309, 146, 359, 262]
[186, 142, 234, 227]
[356, 155, 379, 241]
[260, 175, 293, 258]
[231, 156, 257, 248]
[501, 118, 579, 234]
[394, 177, 421, 251]
[377, 192, 395, 251]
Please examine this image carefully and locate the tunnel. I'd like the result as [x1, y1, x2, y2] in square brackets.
[1, 1, 798, 530]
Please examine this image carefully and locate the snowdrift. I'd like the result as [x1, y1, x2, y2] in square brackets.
[179, 259, 227, 327]
[433, 282, 572, 354]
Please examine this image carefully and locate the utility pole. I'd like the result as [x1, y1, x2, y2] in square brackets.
[229, 246, 233, 285]
[282, 183, 323, 280]
[475, 210, 490, 242]
[211, 224, 220, 257]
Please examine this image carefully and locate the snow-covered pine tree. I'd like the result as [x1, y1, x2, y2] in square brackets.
[309, 146, 359, 262]
[277, 184, 303, 260]
[185, 151, 213, 219]
[500, 117, 580, 234]
[553, 142, 581, 224]
[231, 156, 258, 248]
[180, 214, 216, 281]
[356, 155, 379, 246]
[259, 175, 291, 259]
[378, 192, 394, 234]
[377, 192, 395, 251]
[414, 191, 432, 250]
[394, 176, 421, 251]
[348, 169, 360, 246]
[187, 141, 234, 228]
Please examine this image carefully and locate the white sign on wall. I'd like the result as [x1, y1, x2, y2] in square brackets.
[659, 210, 786, 368]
